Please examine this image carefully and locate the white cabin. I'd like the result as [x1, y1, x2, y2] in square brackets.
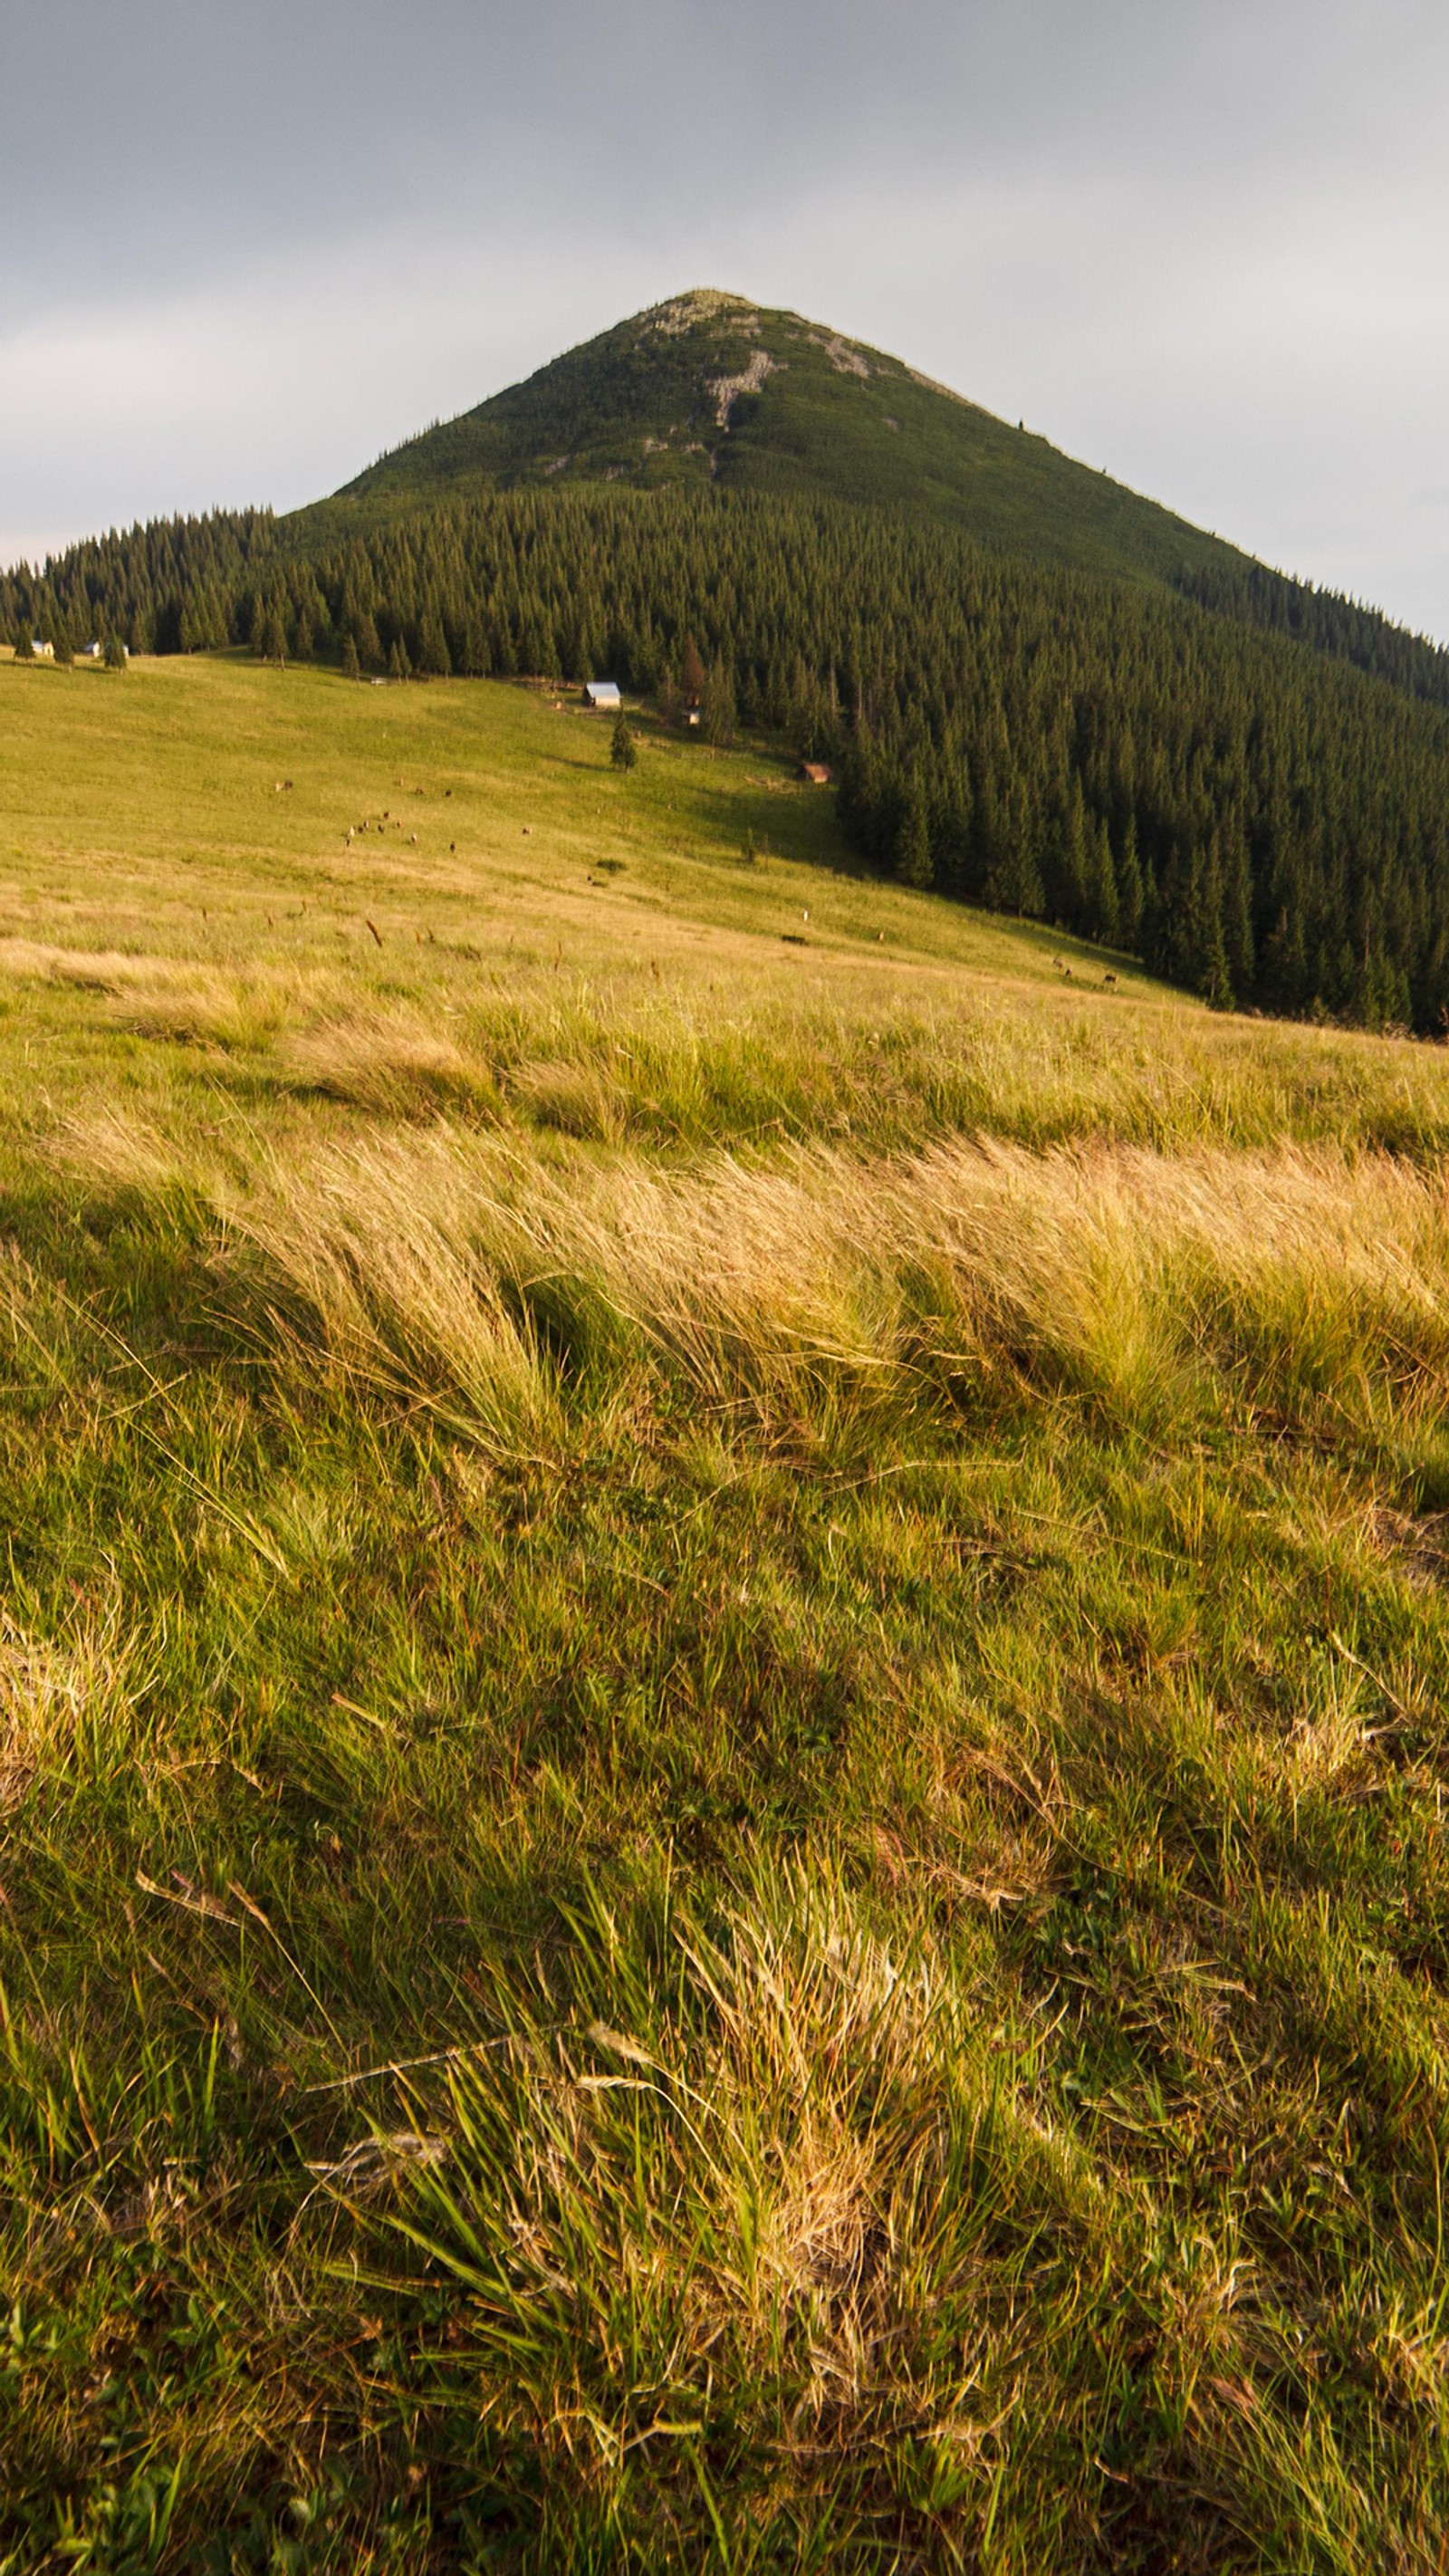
[581, 679, 621, 711]
[31, 639, 54, 660]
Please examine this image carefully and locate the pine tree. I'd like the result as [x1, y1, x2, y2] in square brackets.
[417, 604, 451, 677]
[1043, 782, 1090, 929]
[610, 709, 638, 771]
[1222, 828, 1255, 994]
[700, 656, 736, 747]
[1085, 815, 1119, 944]
[456, 615, 488, 678]
[341, 635, 361, 681]
[257, 608, 287, 667]
[994, 782, 1044, 916]
[897, 780, 934, 889]
[1115, 819, 1145, 949]
[1194, 847, 1234, 1009]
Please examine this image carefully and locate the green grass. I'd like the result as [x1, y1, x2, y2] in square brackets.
[5, 651, 1449, 2569]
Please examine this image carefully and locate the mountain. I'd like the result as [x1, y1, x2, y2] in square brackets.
[302, 288, 1246, 592]
[11, 290, 1449, 1036]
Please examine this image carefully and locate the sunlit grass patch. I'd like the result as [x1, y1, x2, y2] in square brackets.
[108, 1118, 1449, 1467]
[0, 1610, 129, 1814]
[0, 937, 303, 1052]
[280, 1008, 501, 1118]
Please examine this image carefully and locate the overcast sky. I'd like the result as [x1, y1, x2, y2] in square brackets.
[4, 1, 1448, 637]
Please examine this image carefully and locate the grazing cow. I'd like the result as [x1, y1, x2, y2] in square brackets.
[1104, 972, 1118, 986]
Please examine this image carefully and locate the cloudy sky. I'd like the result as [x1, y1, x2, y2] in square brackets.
[5, 1, 1448, 636]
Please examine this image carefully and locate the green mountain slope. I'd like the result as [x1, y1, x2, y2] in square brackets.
[11, 291, 1449, 1033]
[309, 287, 1247, 590]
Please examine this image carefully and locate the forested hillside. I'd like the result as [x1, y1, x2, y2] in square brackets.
[7, 288, 1449, 1033]
[8, 485, 1449, 1029]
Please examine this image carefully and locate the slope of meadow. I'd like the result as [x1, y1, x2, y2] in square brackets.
[4, 653, 1449, 2570]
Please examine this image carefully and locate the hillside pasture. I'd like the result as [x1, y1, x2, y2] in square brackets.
[4, 656, 1449, 2569]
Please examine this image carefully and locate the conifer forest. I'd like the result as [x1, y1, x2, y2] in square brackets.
[7, 484, 1449, 1029]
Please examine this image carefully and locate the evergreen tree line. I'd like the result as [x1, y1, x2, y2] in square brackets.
[0, 511, 274, 658]
[1172, 560, 1449, 713]
[7, 487, 1449, 1027]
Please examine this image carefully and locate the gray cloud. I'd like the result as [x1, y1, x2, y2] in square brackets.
[5, 0, 1449, 634]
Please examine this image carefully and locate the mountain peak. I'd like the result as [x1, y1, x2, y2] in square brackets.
[309, 292, 1244, 593]
[637, 287, 760, 336]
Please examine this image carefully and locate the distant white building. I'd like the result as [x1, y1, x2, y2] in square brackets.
[82, 641, 102, 658]
[31, 639, 54, 660]
[581, 679, 621, 710]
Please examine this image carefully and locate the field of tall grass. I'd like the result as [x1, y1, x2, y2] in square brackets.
[5, 653, 1449, 2569]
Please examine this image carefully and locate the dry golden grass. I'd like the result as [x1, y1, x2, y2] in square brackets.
[0, 1605, 133, 1816]
[280, 1009, 500, 1116]
[78, 1114, 1449, 1466]
[406, 1864, 998, 2456]
[400, 1856, 1324, 2532]
[0, 935, 312, 1052]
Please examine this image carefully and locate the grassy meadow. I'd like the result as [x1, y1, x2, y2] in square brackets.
[5, 650, 1449, 2569]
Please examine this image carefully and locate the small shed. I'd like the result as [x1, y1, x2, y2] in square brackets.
[82, 641, 102, 658]
[581, 679, 621, 711]
[31, 639, 54, 660]
[799, 760, 832, 785]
